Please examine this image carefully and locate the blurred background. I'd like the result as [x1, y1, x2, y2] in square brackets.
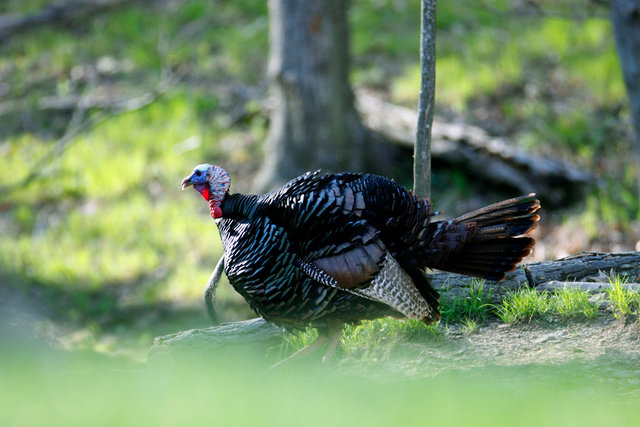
[0, 0, 636, 358]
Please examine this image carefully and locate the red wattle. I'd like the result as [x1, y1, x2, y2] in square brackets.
[212, 206, 223, 219]
[194, 184, 210, 201]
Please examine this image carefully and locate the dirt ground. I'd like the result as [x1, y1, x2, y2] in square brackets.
[350, 316, 640, 389]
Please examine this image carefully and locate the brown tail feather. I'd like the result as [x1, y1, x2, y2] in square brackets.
[455, 193, 540, 225]
[431, 194, 540, 281]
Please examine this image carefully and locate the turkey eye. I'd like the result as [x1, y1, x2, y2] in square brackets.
[195, 170, 202, 176]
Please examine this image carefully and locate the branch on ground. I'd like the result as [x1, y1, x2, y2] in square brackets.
[356, 89, 594, 206]
[153, 251, 640, 351]
[431, 251, 640, 302]
[0, 0, 150, 43]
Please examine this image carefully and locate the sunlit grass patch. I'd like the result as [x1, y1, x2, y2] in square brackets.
[496, 286, 609, 324]
[340, 318, 444, 361]
[495, 288, 552, 324]
[461, 317, 478, 335]
[283, 327, 319, 355]
[284, 318, 445, 363]
[340, 319, 412, 361]
[606, 275, 640, 319]
[390, 12, 620, 110]
[0, 196, 218, 291]
[553, 288, 599, 320]
[0, 95, 230, 326]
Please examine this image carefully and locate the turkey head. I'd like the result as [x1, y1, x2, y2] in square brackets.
[181, 164, 231, 219]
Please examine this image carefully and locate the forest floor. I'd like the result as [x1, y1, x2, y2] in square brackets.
[2, 2, 640, 424]
[2, 0, 639, 375]
[342, 316, 640, 387]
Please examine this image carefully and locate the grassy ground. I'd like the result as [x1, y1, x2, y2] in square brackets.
[1, 0, 638, 373]
[281, 274, 640, 362]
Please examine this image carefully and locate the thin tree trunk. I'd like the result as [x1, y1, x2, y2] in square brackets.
[255, 0, 365, 192]
[413, 0, 436, 200]
[611, 1, 640, 219]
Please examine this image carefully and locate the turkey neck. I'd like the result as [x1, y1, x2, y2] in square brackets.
[218, 193, 260, 219]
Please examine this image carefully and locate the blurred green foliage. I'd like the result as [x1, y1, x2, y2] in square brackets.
[0, 0, 636, 355]
[1, 345, 639, 426]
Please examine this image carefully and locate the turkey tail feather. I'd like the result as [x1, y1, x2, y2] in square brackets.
[432, 193, 540, 282]
[455, 193, 540, 226]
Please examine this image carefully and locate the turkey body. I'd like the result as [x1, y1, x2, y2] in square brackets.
[210, 170, 539, 332]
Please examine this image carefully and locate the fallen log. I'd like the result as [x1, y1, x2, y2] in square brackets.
[431, 251, 640, 301]
[37, 94, 155, 111]
[355, 89, 594, 205]
[153, 251, 640, 351]
[0, 0, 146, 43]
[151, 318, 282, 353]
[536, 281, 640, 293]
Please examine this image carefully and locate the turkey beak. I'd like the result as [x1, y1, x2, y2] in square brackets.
[181, 175, 194, 190]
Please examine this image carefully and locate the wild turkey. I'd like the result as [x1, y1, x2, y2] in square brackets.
[182, 164, 540, 361]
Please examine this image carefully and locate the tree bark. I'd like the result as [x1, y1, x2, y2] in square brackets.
[154, 251, 640, 350]
[611, 1, 640, 219]
[413, 0, 436, 200]
[254, 0, 366, 192]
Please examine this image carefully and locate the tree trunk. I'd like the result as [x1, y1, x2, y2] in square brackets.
[254, 0, 366, 192]
[611, 1, 640, 219]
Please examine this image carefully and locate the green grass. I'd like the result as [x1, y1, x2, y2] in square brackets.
[0, 1, 272, 341]
[283, 327, 319, 355]
[281, 279, 622, 361]
[461, 317, 478, 334]
[389, 9, 622, 111]
[495, 288, 552, 323]
[283, 282, 609, 362]
[606, 275, 640, 319]
[340, 318, 444, 361]
[440, 278, 492, 323]
[284, 318, 444, 363]
[496, 287, 604, 324]
[283, 279, 497, 360]
[553, 288, 599, 320]
[0, 98, 223, 295]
